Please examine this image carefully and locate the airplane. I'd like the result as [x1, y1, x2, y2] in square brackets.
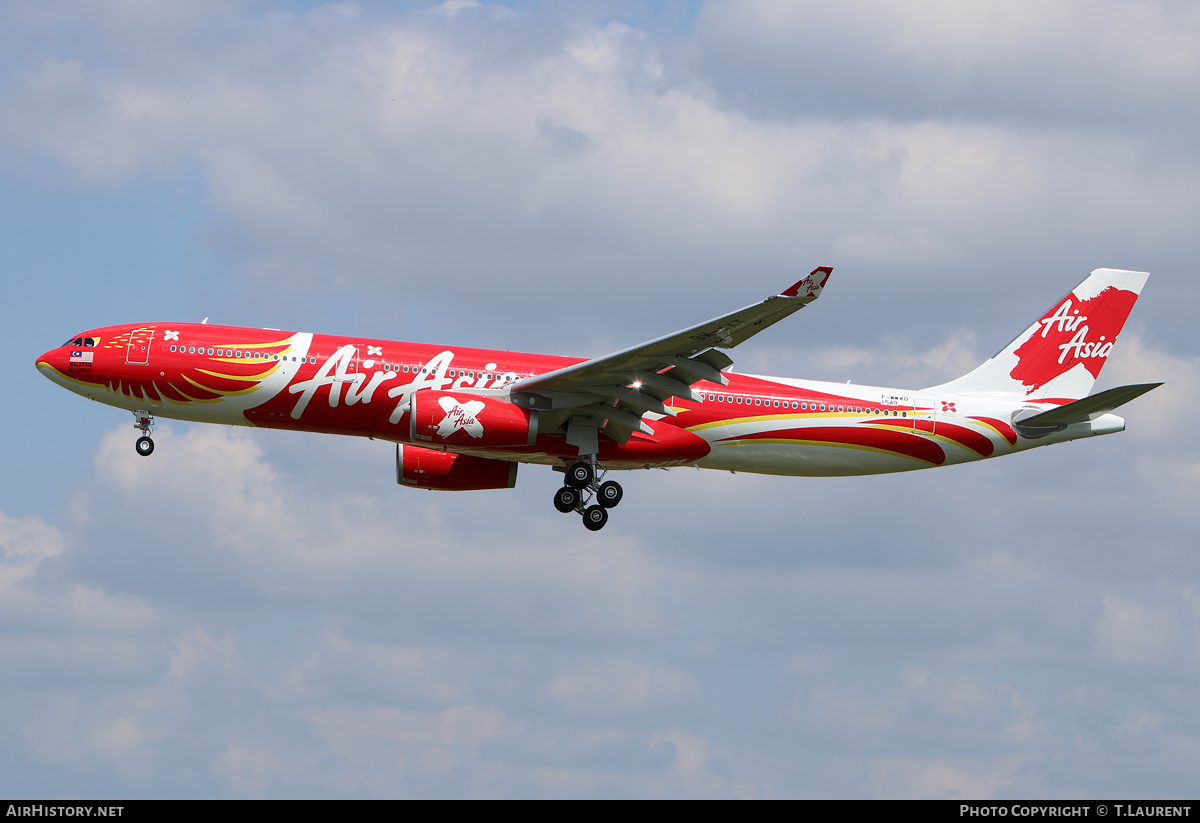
[36, 267, 1159, 531]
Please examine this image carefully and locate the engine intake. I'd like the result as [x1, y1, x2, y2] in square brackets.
[410, 391, 538, 447]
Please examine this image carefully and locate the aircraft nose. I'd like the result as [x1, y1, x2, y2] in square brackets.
[36, 346, 67, 375]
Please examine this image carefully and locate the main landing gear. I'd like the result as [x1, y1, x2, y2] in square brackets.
[553, 458, 623, 531]
[133, 410, 155, 457]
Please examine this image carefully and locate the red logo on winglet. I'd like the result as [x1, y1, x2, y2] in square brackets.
[781, 266, 833, 298]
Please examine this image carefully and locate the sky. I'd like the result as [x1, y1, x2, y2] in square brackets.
[2, 0, 1198, 799]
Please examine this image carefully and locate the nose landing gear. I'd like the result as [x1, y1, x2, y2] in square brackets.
[133, 410, 155, 456]
[553, 458, 622, 531]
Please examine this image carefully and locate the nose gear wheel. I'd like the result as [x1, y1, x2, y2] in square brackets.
[132, 410, 156, 457]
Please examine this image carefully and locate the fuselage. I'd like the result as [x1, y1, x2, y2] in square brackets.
[36, 322, 1123, 477]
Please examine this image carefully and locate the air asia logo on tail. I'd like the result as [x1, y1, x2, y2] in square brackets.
[1009, 286, 1139, 391]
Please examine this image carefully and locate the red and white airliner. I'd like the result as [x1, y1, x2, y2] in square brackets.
[36, 267, 1158, 530]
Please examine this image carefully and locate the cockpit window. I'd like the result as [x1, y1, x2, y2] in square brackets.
[64, 337, 97, 347]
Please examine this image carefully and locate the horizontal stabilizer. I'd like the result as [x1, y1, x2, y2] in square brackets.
[1016, 383, 1162, 427]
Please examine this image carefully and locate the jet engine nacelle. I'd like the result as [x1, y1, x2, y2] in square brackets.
[410, 391, 538, 447]
[396, 444, 518, 491]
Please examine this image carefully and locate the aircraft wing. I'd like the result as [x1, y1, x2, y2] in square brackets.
[509, 267, 832, 445]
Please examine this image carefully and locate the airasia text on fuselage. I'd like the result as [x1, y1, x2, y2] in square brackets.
[286, 346, 519, 422]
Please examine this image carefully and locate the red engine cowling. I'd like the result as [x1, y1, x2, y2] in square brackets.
[410, 391, 538, 447]
[396, 444, 518, 491]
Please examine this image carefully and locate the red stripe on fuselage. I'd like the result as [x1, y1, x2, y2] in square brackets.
[870, 419, 995, 457]
[967, 416, 1018, 446]
[725, 426, 946, 465]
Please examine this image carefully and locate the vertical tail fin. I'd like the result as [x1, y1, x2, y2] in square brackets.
[928, 268, 1148, 401]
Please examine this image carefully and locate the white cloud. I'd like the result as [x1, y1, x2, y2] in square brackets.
[78, 423, 675, 641]
[260, 627, 471, 706]
[0, 510, 65, 587]
[1093, 590, 1189, 665]
[864, 753, 1026, 800]
[23, 625, 244, 776]
[694, 0, 1200, 131]
[0, 509, 159, 677]
[1103, 335, 1200, 445]
[211, 744, 288, 798]
[547, 655, 701, 716]
[303, 703, 525, 796]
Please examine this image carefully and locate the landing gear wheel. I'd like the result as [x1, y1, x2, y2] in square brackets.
[597, 480, 623, 509]
[553, 486, 580, 513]
[566, 461, 594, 489]
[135, 436, 155, 457]
[582, 505, 608, 531]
